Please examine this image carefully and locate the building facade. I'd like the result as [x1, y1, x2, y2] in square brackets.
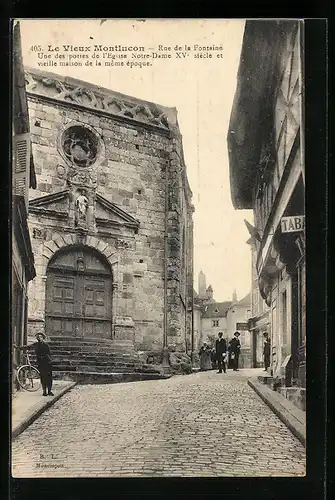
[225, 292, 252, 368]
[12, 23, 37, 390]
[201, 301, 232, 344]
[227, 20, 305, 388]
[24, 68, 194, 366]
[247, 237, 271, 368]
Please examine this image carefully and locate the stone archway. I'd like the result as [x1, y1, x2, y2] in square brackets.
[45, 245, 114, 339]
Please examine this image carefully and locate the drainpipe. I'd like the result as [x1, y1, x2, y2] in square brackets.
[191, 285, 195, 362]
[162, 157, 170, 371]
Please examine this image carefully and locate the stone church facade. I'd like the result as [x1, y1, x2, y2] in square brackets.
[25, 68, 194, 361]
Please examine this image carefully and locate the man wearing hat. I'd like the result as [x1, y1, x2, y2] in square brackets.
[215, 332, 227, 374]
[228, 331, 241, 371]
[34, 332, 54, 396]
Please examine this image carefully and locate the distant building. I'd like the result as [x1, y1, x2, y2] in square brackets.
[226, 292, 252, 367]
[227, 20, 305, 390]
[201, 300, 232, 343]
[12, 22, 37, 390]
[194, 271, 232, 348]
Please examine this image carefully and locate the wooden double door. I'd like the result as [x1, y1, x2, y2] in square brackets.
[46, 247, 112, 339]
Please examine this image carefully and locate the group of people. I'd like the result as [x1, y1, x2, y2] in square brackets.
[15, 329, 271, 395]
[199, 330, 272, 373]
[199, 331, 241, 373]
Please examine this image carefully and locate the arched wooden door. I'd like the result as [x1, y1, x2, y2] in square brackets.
[46, 246, 112, 339]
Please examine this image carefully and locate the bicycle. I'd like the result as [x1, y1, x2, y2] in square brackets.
[15, 346, 41, 392]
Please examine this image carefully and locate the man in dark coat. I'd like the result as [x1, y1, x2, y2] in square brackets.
[215, 332, 227, 374]
[263, 332, 271, 371]
[34, 332, 54, 396]
[228, 331, 241, 371]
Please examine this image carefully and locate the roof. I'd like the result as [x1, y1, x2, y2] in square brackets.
[24, 67, 178, 132]
[227, 20, 298, 209]
[230, 292, 251, 309]
[201, 301, 232, 318]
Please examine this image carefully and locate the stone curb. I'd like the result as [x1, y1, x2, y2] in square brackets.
[12, 382, 76, 440]
[248, 378, 306, 447]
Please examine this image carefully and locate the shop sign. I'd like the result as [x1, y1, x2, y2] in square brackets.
[236, 322, 249, 331]
[281, 215, 305, 233]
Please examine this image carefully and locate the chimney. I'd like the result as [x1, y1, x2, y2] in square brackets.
[232, 289, 237, 303]
[206, 284, 214, 302]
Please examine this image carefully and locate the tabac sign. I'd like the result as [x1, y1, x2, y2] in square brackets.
[281, 216, 305, 233]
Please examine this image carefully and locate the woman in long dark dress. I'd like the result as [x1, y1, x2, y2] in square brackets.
[199, 342, 212, 371]
[228, 331, 241, 371]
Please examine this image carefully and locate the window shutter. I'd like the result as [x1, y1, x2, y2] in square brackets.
[13, 133, 31, 209]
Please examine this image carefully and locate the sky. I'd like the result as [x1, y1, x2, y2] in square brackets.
[19, 19, 254, 303]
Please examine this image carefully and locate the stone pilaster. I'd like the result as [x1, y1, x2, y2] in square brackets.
[166, 135, 188, 352]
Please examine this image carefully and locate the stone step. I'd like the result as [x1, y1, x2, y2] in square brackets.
[27, 337, 159, 377]
[49, 347, 136, 355]
[74, 365, 138, 373]
[30, 352, 140, 363]
[257, 375, 274, 385]
[47, 350, 136, 357]
[48, 344, 136, 353]
[53, 371, 171, 384]
[49, 336, 134, 346]
[76, 359, 139, 367]
[52, 363, 157, 373]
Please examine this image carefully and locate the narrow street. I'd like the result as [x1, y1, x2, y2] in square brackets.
[12, 370, 305, 477]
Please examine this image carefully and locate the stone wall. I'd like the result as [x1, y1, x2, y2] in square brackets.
[25, 69, 194, 356]
[165, 135, 194, 354]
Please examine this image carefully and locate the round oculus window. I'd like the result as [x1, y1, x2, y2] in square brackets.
[62, 126, 98, 167]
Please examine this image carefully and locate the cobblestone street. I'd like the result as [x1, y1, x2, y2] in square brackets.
[12, 370, 306, 477]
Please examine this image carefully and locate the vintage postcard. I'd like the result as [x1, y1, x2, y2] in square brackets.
[12, 18, 306, 478]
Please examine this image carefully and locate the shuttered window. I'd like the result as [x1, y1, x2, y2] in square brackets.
[13, 133, 31, 209]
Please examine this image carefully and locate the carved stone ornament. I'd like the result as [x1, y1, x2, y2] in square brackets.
[115, 239, 130, 249]
[76, 257, 85, 271]
[76, 231, 88, 245]
[57, 165, 66, 179]
[67, 167, 97, 189]
[25, 70, 170, 130]
[32, 228, 46, 239]
[99, 172, 107, 186]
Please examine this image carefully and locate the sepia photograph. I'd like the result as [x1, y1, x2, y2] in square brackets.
[11, 18, 306, 478]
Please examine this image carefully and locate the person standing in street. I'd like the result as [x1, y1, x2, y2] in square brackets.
[215, 332, 227, 374]
[199, 341, 212, 371]
[34, 332, 54, 396]
[228, 331, 241, 371]
[263, 332, 271, 371]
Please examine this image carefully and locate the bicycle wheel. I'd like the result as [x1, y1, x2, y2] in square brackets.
[16, 365, 41, 392]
